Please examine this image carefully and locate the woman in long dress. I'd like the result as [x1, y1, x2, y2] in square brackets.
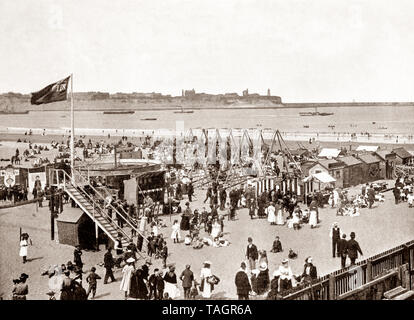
[163, 266, 180, 299]
[171, 220, 181, 243]
[309, 200, 318, 228]
[275, 201, 285, 225]
[200, 261, 213, 298]
[267, 202, 276, 225]
[120, 258, 135, 300]
[211, 219, 221, 239]
[129, 268, 148, 300]
[19, 233, 29, 263]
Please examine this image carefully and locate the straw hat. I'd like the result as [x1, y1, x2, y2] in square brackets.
[282, 259, 289, 264]
[259, 262, 268, 271]
[126, 257, 135, 263]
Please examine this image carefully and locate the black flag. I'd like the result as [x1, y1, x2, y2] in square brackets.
[31, 76, 70, 105]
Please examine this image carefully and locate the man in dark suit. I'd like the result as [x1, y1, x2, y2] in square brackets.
[330, 222, 341, 258]
[187, 181, 194, 202]
[103, 248, 115, 284]
[337, 234, 348, 269]
[235, 262, 251, 300]
[180, 264, 194, 299]
[347, 232, 363, 265]
[246, 237, 258, 271]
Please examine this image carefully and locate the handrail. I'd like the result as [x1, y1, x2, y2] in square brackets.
[61, 170, 148, 260]
[60, 170, 130, 238]
[59, 169, 148, 247]
[282, 239, 414, 299]
[71, 168, 148, 244]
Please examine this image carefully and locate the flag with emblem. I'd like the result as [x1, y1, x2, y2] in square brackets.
[30, 76, 70, 105]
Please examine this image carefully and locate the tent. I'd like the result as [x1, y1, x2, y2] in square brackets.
[318, 148, 341, 159]
[303, 172, 336, 195]
[303, 172, 336, 184]
[356, 145, 379, 152]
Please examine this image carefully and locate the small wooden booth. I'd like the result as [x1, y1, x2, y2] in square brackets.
[56, 207, 98, 249]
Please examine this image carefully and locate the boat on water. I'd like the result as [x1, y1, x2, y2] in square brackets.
[378, 126, 388, 130]
[299, 107, 333, 116]
[141, 118, 157, 121]
[303, 125, 309, 128]
[174, 106, 194, 114]
[0, 110, 29, 114]
[103, 110, 135, 114]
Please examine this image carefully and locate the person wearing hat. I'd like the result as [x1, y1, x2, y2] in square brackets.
[103, 248, 116, 284]
[187, 180, 194, 202]
[200, 261, 214, 298]
[246, 237, 258, 271]
[164, 265, 180, 299]
[267, 202, 276, 225]
[12, 273, 29, 300]
[171, 219, 181, 243]
[271, 236, 283, 253]
[278, 259, 293, 293]
[256, 262, 270, 296]
[267, 270, 281, 300]
[302, 257, 318, 283]
[338, 234, 348, 268]
[86, 267, 101, 299]
[180, 264, 194, 299]
[73, 245, 83, 271]
[235, 262, 251, 300]
[180, 203, 192, 231]
[60, 271, 74, 300]
[148, 268, 164, 300]
[347, 232, 363, 266]
[120, 257, 135, 299]
[329, 222, 341, 258]
[19, 233, 29, 264]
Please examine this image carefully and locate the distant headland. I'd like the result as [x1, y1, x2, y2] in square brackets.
[0, 89, 414, 112]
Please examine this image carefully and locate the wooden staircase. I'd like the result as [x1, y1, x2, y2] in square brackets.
[65, 186, 130, 249]
[54, 169, 148, 260]
[383, 286, 414, 300]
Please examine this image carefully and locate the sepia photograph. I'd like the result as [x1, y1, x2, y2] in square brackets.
[0, 0, 413, 304]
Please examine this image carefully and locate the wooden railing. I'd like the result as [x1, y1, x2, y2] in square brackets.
[282, 240, 414, 300]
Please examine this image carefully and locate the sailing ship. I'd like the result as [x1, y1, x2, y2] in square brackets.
[174, 106, 194, 114]
[299, 106, 333, 116]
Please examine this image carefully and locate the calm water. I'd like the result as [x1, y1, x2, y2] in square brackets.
[1, 106, 413, 134]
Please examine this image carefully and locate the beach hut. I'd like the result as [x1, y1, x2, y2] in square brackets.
[374, 150, 396, 179]
[392, 147, 414, 165]
[357, 154, 381, 182]
[56, 207, 97, 249]
[339, 155, 364, 187]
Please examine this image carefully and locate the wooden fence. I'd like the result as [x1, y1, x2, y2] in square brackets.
[282, 240, 414, 300]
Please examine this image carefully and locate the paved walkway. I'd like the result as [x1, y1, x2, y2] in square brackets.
[1, 181, 413, 300]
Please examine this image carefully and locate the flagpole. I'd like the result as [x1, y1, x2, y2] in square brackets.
[70, 73, 74, 174]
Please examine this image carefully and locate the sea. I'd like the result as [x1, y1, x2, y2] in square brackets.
[0, 106, 413, 134]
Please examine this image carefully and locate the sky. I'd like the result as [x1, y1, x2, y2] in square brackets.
[1, 0, 414, 102]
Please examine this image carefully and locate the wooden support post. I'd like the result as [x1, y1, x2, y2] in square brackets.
[50, 209, 55, 241]
[329, 274, 336, 300]
[95, 221, 99, 251]
[366, 260, 372, 283]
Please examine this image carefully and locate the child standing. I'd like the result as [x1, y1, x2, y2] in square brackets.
[86, 267, 101, 299]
